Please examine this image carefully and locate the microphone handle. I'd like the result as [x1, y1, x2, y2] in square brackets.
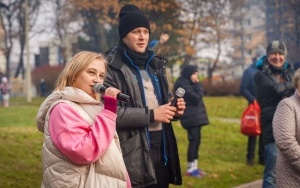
[117, 93, 131, 103]
[170, 96, 179, 107]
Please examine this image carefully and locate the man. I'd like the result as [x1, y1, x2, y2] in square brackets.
[104, 4, 185, 188]
[240, 45, 265, 166]
[254, 40, 294, 188]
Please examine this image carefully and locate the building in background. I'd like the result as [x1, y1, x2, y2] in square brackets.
[265, 0, 300, 64]
[191, 0, 268, 82]
[230, 0, 267, 72]
[35, 40, 65, 67]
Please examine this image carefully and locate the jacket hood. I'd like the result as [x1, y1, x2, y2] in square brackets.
[181, 65, 198, 79]
[255, 55, 267, 68]
[255, 55, 289, 70]
[36, 87, 101, 133]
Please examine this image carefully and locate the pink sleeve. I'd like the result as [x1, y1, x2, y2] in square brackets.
[48, 102, 117, 164]
[103, 96, 117, 113]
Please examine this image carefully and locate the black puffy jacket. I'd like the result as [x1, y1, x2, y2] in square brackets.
[254, 58, 294, 144]
[174, 65, 209, 129]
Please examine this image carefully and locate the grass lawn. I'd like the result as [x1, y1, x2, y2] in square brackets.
[0, 96, 264, 188]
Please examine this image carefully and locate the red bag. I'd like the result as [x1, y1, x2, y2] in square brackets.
[240, 100, 261, 136]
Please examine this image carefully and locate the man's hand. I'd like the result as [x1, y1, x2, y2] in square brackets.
[174, 98, 186, 117]
[153, 103, 176, 123]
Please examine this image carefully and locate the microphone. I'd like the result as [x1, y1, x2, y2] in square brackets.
[93, 83, 130, 103]
[171, 87, 185, 107]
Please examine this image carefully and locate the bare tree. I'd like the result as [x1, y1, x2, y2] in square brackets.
[69, 0, 120, 52]
[14, 0, 41, 78]
[50, 0, 82, 63]
[0, 1, 19, 79]
[178, 0, 232, 80]
[0, 0, 41, 79]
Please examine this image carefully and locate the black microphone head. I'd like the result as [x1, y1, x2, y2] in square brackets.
[175, 87, 185, 97]
[93, 83, 106, 93]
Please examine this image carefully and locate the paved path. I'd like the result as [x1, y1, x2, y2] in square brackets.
[211, 117, 240, 123]
[234, 179, 262, 188]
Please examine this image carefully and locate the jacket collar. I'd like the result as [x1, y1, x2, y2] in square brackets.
[105, 46, 159, 70]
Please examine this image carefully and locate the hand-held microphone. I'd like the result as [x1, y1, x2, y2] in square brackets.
[171, 87, 185, 107]
[93, 83, 130, 103]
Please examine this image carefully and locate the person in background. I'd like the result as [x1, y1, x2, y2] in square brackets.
[104, 4, 185, 188]
[293, 61, 300, 71]
[149, 31, 170, 55]
[36, 51, 131, 188]
[240, 45, 266, 166]
[273, 68, 300, 188]
[0, 76, 11, 107]
[149, 31, 174, 92]
[173, 64, 209, 178]
[40, 78, 47, 97]
[254, 40, 294, 188]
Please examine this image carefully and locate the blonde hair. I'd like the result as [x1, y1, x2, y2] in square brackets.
[293, 69, 300, 89]
[55, 51, 108, 90]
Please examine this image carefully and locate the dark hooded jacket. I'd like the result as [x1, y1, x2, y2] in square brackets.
[254, 55, 294, 144]
[104, 44, 182, 187]
[174, 65, 209, 128]
[240, 59, 258, 104]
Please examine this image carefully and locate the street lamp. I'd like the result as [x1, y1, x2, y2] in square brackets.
[25, 0, 32, 102]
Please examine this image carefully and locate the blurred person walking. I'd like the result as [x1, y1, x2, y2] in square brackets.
[240, 46, 266, 166]
[36, 51, 131, 188]
[104, 4, 185, 188]
[0, 76, 11, 107]
[149, 31, 170, 55]
[254, 41, 294, 188]
[149, 31, 174, 92]
[273, 69, 300, 188]
[173, 65, 209, 178]
[39, 78, 47, 97]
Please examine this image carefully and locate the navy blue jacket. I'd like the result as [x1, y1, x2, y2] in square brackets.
[240, 60, 258, 103]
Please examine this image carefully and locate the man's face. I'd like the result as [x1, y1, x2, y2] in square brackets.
[122, 27, 149, 53]
[160, 33, 169, 44]
[267, 52, 285, 69]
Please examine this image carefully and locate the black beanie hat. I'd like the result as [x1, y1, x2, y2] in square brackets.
[118, 5, 151, 39]
[266, 40, 287, 57]
[181, 65, 198, 79]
